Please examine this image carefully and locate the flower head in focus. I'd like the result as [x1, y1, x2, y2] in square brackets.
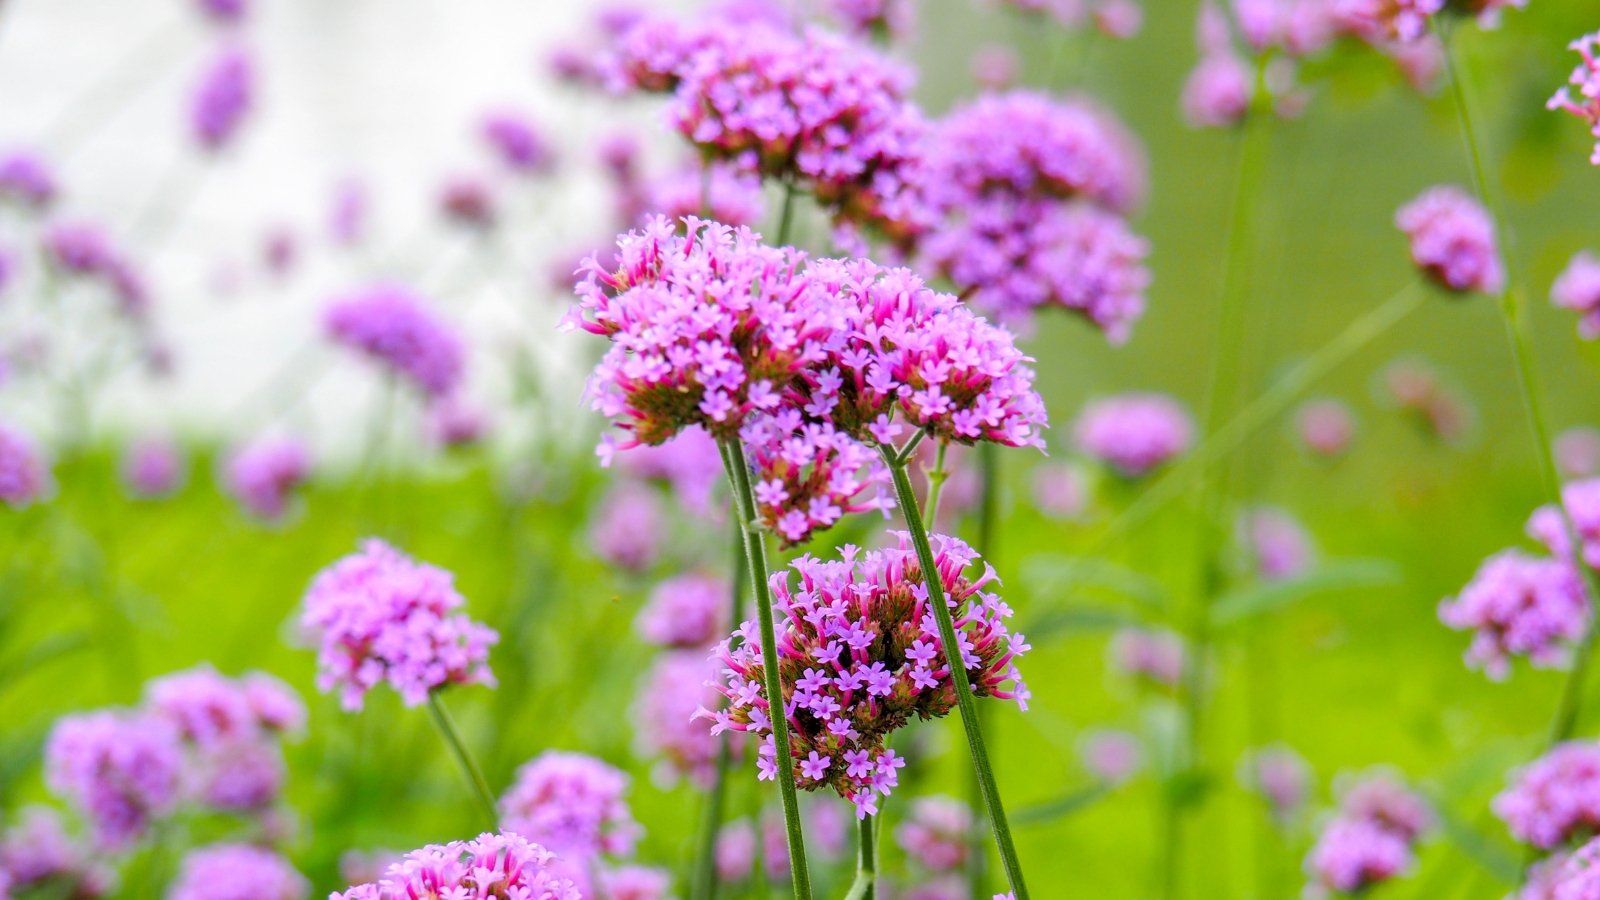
[1549, 31, 1600, 167]
[331, 831, 581, 900]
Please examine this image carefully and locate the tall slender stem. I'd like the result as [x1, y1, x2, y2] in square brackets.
[425, 692, 499, 827]
[693, 514, 749, 900]
[720, 438, 814, 900]
[843, 813, 878, 900]
[1438, 22, 1600, 745]
[968, 440, 1000, 897]
[881, 446, 1030, 899]
[1164, 64, 1274, 900]
[776, 180, 798, 247]
[923, 440, 950, 524]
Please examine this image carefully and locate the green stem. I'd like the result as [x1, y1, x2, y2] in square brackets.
[968, 441, 1000, 897]
[719, 438, 814, 900]
[843, 813, 878, 900]
[776, 180, 798, 247]
[881, 445, 1030, 899]
[923, 440, 950, 524]
[1437, 24, 1600, 746]
[693, 512, 749, 900]
[425, 691, 499, 827]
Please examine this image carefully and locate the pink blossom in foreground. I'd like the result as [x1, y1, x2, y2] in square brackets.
[0, 422, 51, 507]
[45, 711, 182, 851]
[634, 652, 728, 788]
[0, 807, 114, 896]
[1528, 479, 1600, 571]
[498, 751, 641, 861]
[300, 539, 499, 710]
[896, 796, 971, 873]
[168, 843, 308, 900]
[324, 285, 465, 399]
[1395, 185, 1504, 295]
[1553, 250, 1600, 339]
[703, 534, 1029, 817]
[121, 436, 186, 499]
[1558, 427, 1600, 480]
[1297, 398, 1356, 459]
[1496, 742, 1600, 850]
[636, 572, 729, 649]
[741, 413, 893, 547]
[225, 437, 310, 521]
[1440, 550, 1589, 680]
[1550, 32, 1600, 166]
[1075, 393, 1193, 477]
[332, 832, 581, 900]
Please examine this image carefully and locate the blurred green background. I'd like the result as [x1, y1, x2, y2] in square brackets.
[6, 0, 1600, 897]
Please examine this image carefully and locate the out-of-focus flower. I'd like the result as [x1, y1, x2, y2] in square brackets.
[1333, 0, 1443, 44]
[329, 179, 369, 248]
[599, 864, 672, 900]
[324, 285, 465, 399]
[1075, 393, 1193, 477]
[896, 796, 971, 873]
[1558, 427, 1600, 480]
[1496, 742, 1600, 850]
[993, 0, 1143, 36]
[300, 539, 499, 710]
[1549, 32, 1600, 167]
[498, 752, 641, 862]
[425, 397, 490, 449]
[590, 484, 664, 573]
[636, 572, 728, 649]
[1183, 51, 1253, 128]
[1440, 550, 1589, 680]
[1305, 817, 1413, 893]
[609, 425, 722, 514]
[1297, 399, 1356, 459]
[1339, 773, 1433, 842]
[0, 422, 51, 507]
[0, 150, 57, 210]
[1079, 729, 1143, 784]
[438, 175, 498, 230]
[970, 44, 1019, 91]
[168, 843, 308, 900]
[122, 436, 186, 499]
[261, 226, 297, 280]
[191, 45, 255, 152]
[1109, 628, 1186, 688]
[1528, 479, 1600, 571]
[145, 665, 303, 750]
[1240, 745, 1310, 825]
[826, 0, 913, 41]
[1553, 250, 1600, 339]
[332, 832, 581, 900]
[337, 850, 401, 888]
[640, 162, 765, 228]
[704, 534, 1029, 817]
[634, 652, 727, 788]
[195, 0, 248, 25]
[1380, 358, 1474, 444]
[0, 807, 114, 897]
[1543, 836, 1600, 899]
[45, 711, 182, 851]
[1033, 463, 1089, 520]
[225, 436, 310, 521]
[1395, 186, 1504, 295]
[480, 110, 556, 175]
[1242, 506, 1315, 581]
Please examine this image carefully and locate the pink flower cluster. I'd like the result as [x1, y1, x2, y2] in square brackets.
[300, 539, 499, 710]
[1297, 398, 1356, 459]
[144, 665, 305, 812]
[612, 21, 925, 236]
[191, 45, 254, 152]
[1553, 250, 1600, 339]
[1439, 550, 1589, 680]
[640, 162, 766, 229]
[41, 222, 152, 318]
[1395, 185, 1505, 295]
[1496, 742, 1600, 850]
[168, 843, 308, 900]
[332, 832, 581, 900]
[1080, 730, 1143, 784]
[1549, 31, 1600, 166]
[1334, 0, 1442, 44]
[0, 150, 57, 210]
[44, 711, 182, 851]
[498, 751, 641, 861]
[1528, 479, 1600, 570]
[637, 572, 729, 648]
[0, 807, 114, 896]
[1559, 427, 1600, 480]
[634, 652, 728, 788]
[590, 484, 665, 573]
[121, 436, 186, 499]
[0, 422, 50, 507]
[226, 436, 311, 521]
[703, 534, 1030, 817]
[1109, 628, 1186, 688]
[1542, 836, 1600, 900]
[1241, 745, 1311, 824]
[896, 796, 972, 873]
[1306, 773, 1431, 893]
[324, 285, 466, 399]
[1074, 393, 1194, 477]
[480, 109, 555, 175]
[826, 0, 912, 41]
[741, 412, 893, 547]
[1243, 506, 1315, 581]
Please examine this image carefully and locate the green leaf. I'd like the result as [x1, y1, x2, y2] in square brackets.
[1024, 605, 1143, 641]
[1013, 783, 1112, 825]
[1210, 559, 1402, 628]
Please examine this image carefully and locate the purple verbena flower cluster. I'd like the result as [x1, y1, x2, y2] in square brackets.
[703, 534, 1029, 817]
[1306, 773, 1431, 893]
[41, 222, 153, 318]
[300, 539, 498, 710]
[44, 711, 182, 851]
[332, 832, 582, 900]
[1109, 628, 1186, 688]
[121, 436, 186, 499]
[896, 796, 972, 873]
[1439, 550, 1589, 680]
[1496, 742, 1600, 850]
[1549, 31, 1600, 166]
[0, 150, 57, 210]
[0, 422, 50, 507]
[324, 285, 466, 399]
[168, 843, 308, 900]
[1395, 185, 1505, 295]
[634, 652, 728, 789]
[636, 572, 729, 649]
[480, 110, 556, 175]
[1553, 250, 1600, 339]
[225, 436, 311, 521]
[1074, 393, 1194, 477]
[191, 45, 255, 152]
[0, 807, 114, 897]
[740, 413, 893, 546]
[1529, 479, 1600, 570]
[144, 665, 304, 812]
[498, 751, 641, 861]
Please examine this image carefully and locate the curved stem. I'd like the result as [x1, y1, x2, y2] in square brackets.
[843, 813, 878, 900]
[881, 446, 1030, 899]
[1438, 22, 1600, 746]
[720, 438, 814, 900]
[692, 512, 749, 900]
[425, 691, 499, 827]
